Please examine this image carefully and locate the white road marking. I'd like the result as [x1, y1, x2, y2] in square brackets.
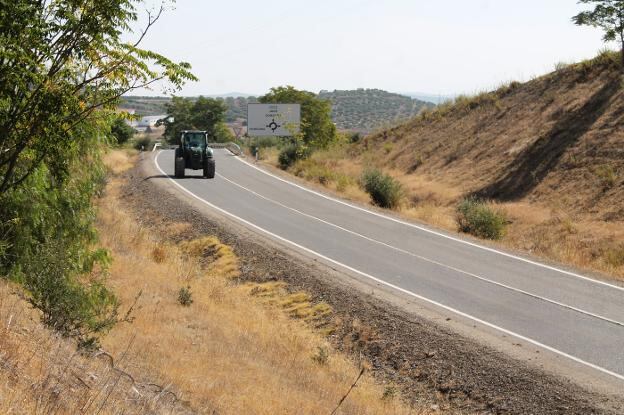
[216, 172, 624, 328]
[154, 151, 624, 382]
[233, 154, 624, 292]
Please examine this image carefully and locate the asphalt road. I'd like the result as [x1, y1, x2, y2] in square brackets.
[155, 149, 624, 383]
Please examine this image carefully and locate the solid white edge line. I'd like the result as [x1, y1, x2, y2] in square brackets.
[216, 172, 624, 329]
[155, 150, 624, 382]
[232, 154, 624, 292]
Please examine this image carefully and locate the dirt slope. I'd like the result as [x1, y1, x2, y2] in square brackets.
[360, 52, 623, 219]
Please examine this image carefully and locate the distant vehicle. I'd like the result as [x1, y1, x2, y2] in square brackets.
[174, 130, 215, 179]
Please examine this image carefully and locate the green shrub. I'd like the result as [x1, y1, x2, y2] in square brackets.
[278, 144, 309, 169]
[456, 197, 506, 240]
[250, 136, 282, 149]
[278, 145, 299, 169]
[178, 286, 193, 306]
[110, 116, 135, 145]
[360, 169, 404, 209]
[134, 136, 152, 151]
[17, 242, 116, 340]
[0, 151, 118, 344]
[349, 132, 361, 143]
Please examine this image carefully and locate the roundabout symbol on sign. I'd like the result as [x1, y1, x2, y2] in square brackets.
[266, 118, 281, 132]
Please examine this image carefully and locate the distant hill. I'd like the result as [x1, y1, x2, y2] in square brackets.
[118, 96, 170, 116]
[119, 95, 258, 122]
[401, 92, 455, 105]
[318, 89, 434, 132]
[120, 89, 435, 130]
[207, 92, 258, 98]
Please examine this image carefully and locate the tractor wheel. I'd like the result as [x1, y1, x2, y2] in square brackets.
[203, 159, 215, 179]
[174, 156, 185, 178]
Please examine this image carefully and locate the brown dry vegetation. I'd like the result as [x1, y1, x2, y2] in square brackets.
[275, 51, 624, 280]
[0, 281, 195, 414]
[0, 150, 427, 414]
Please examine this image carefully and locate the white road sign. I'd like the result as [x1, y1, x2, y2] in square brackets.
[247, 103, 300, 136]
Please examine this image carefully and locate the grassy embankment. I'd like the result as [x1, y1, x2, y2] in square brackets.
[261, 51, 624, 281]
[0, 150, 426, 414]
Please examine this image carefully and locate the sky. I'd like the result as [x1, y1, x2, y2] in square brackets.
[130, 0, 613, 97]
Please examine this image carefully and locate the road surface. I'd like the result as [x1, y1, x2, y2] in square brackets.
[155, 149, 624, 383]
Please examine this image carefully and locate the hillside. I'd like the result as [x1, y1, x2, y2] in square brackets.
[319, 89, 434, 132]
[271, 51, 624, 280]
[362, 52, 623, 219]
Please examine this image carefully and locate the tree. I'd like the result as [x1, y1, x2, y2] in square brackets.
[110, 116, 135, 145]
[160, 96, 228, 143]
[159, 96, 193, 143]
[573, 1, 624, 67]
[214, 122, 236, 143]
[0, 0, 195, 343]
[191, 97, 228, 140]
[0, 0, 196, 195]
[259, 86, 336, 150]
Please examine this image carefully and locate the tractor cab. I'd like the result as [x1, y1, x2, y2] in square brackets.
[182, 130, 207, 150]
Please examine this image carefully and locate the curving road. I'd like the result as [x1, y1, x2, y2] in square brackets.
[155, 149, 624, 384]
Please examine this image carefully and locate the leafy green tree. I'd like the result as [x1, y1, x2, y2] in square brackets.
[110, 116, 135, 145]
[191, 97, 228, 140]
[0, 120, 118, 342]
[0, 0, 196, 195]
[0, 0, 194, 343]
[573, 1, 624, 66]
[159, 96, 194, 142]
[214, 122, 236, 143]
[259, 86, 337, 150]
[160, 96, 229, 143]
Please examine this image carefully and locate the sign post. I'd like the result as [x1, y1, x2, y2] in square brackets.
[247, 103, 301, 137]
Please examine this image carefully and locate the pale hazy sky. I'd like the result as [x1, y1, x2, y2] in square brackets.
[131, 0, 612, 97]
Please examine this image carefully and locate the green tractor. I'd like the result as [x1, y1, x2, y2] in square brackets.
[174, 130, 215, 179]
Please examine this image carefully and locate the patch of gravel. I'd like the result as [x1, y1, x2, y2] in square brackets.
[117, 156, 623, 415]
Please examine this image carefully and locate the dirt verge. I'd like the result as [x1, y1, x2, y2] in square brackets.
[119, 153, 623, 414]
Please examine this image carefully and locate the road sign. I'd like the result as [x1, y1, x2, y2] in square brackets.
[247, 103, 300, 136]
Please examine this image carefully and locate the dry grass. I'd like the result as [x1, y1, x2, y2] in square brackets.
[0, 150, 431, 414]
[0, 283, 188, 414]
[102, 149, 137, 175]
[93, 150, 425, 414]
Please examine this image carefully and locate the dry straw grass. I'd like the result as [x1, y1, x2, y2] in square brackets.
[0, 150, 429, 414]
[96, 151, 422, 414]
[96, 151, 424, 414]
[0, 283, 190, 414]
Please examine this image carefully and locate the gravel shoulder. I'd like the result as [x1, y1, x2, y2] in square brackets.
[120, 152, 624, 414]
